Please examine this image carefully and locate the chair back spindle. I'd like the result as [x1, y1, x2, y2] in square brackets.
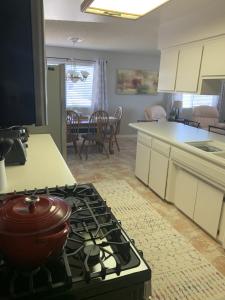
[66, 110, 80, 142]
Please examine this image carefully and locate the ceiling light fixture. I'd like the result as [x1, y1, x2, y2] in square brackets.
[81, 0, 171, 20]
[66, 37, 89, 83]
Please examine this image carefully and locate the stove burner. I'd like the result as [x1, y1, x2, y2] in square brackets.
[83, 245, 100, 264]
[64, 196, 78, 207]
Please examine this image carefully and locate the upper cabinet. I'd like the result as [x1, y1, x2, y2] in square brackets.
[175, 44, 203, 93]
[157, 35, 225, 94]
[158, 48, 179, 91]
[201, 36, 225, 77]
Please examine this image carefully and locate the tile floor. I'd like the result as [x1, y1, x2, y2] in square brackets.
[67, 136, 225, 276]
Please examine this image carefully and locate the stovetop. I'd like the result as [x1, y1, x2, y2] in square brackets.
[0, 184, 151, 299]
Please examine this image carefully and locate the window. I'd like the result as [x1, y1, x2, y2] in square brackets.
[175, 93, 219, 109]
[65, 62, 94, 108]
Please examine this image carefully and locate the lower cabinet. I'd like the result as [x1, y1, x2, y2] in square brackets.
[193, 180, 223, 238]
[148, 150, 169, 199]
[135, 142, 151, 185]
[174, 167, 224, 238]
[174, 168, 198, 219]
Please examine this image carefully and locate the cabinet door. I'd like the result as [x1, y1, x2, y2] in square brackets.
[158, 48, 179, 91]
[194, 180, 223, 238]
[135, 142, 151, 185]
[148, 150, 169, 199]
[175, 44, 203, 92]
[174, 168, 198, 219]
[201, 36, 225, 76]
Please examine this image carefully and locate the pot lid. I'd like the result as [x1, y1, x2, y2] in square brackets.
[0, 194, 71, 235]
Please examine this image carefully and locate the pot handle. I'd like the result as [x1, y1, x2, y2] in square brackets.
[37, 223, 70, 242]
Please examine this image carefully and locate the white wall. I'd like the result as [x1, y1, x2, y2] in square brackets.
[46, 46, 165, 134]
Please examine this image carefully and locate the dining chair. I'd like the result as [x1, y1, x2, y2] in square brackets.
[79, 110, 109, 160]
[66, 110, 80, 156]
[208, 125, 225, 135]
[112, 106, 123, 151]
[184, 119, 200, 128]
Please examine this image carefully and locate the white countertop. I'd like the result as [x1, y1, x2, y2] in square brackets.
[5, 134, 76, 193]
[129, 121, 225, 167]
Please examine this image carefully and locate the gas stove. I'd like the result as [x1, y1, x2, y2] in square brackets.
[0, 184, 151, 300]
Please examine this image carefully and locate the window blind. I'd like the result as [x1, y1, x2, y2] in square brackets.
[65, 63, 94, 108]
[174, 93, 219, 108]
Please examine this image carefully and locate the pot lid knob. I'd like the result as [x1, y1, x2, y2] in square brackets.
[25, 195, 40, 212]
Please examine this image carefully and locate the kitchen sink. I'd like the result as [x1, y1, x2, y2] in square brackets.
[185, 141, 225, 152]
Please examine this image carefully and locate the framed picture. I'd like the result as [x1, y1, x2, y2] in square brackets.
[116, 69, 158, 95]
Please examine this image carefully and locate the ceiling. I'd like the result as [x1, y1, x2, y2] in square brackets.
[44, 0, 222, 54]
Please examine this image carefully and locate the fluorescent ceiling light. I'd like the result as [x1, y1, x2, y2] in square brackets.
[81, 0, 171, 20]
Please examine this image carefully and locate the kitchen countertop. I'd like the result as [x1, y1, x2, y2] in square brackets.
[5, 134, 76, 193]
[129, 121, 225, 167]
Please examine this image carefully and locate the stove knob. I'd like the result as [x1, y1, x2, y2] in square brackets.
[118, 220, 122, 225]
[131, 239, 135, 245]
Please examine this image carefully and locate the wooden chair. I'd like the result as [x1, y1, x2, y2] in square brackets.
[79, 110, 109, 160]
[184, 119, 200, 128]
[208, 125, 225, 135]
[112, 106, 123, 151]
[66, 110, 80, 156]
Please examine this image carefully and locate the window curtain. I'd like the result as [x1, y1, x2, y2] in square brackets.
[92, 59, 109, 111]
[217, 81, 225, 122]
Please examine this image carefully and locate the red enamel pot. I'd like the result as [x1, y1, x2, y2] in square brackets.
[0, 193, 71, 269]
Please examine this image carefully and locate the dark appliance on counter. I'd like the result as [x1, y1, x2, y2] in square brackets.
[0, 0, 47, 128]
[0, 127, 29, 165]
[0, 184, 151, 300]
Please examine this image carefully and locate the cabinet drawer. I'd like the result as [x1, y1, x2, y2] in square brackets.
[171, 147, 225, 190]
[137, 132, 152, 147]
[152, 139, 170, 157]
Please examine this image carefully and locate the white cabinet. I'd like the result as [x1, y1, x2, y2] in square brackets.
[158, 47, 179, 91]
[148, 139, 170, 199]
[158, 44, 203, 93]
[194, 180, 223, 238]
[175, 44, 203, 92]
[174, 168, 198, 219]
[149, 150, 169, 198]
[158, 35, 225, 94]
[173, 166, 224, 238]
[135, 133, 151, 185]
[201, 36, 225, 77]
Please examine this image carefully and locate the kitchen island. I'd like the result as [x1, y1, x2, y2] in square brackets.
[130, 121, 225, 247]
[5, 134, 75, 193]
